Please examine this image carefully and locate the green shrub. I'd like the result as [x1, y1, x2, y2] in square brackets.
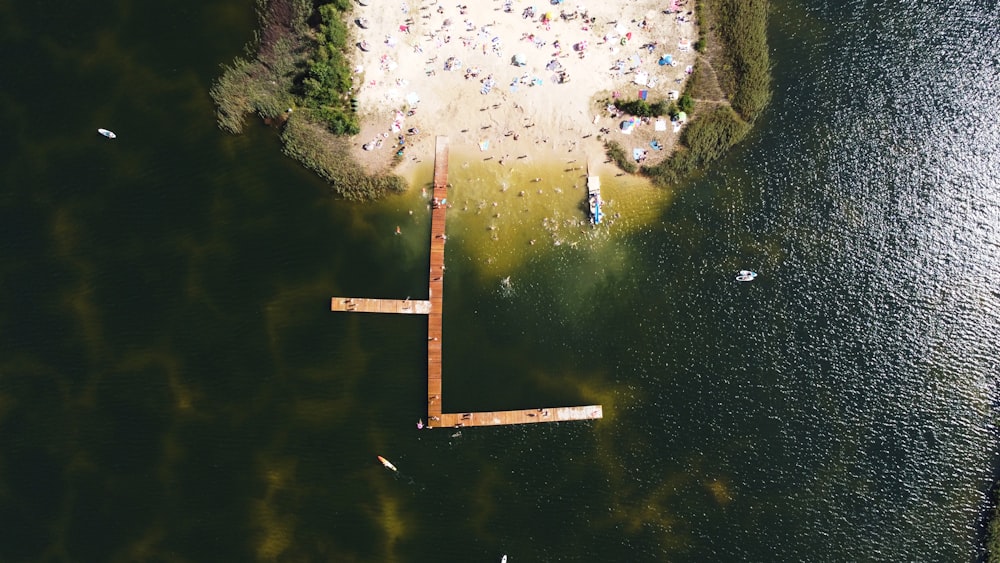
[210, 57, 295, 133]
[615, 99, 649, 117]
[635, 0, 769, 187]
[281, 114, 405, 201]
[311, 106, 360, 135]
[212, 1, 407, 199]
[649, 100, 673, 117]
[300, 2, 356, 131]
[643, 106, 750, 186]
[324, 0, 351, 11]
[694, 0, 707, 53]
[711, 0, 771, 121]
[615, 98, 674, 118]
[604, 140, 638, 174]
[677, 94, 694, 114]
[319, 5, 349, 46]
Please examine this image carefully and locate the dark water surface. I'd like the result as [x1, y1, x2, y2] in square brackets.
[2, 0, 998, 560]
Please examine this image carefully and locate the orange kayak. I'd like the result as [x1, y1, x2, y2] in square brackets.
[377, 456, 398, 472]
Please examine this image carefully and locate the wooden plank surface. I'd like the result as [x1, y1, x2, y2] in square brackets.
[330, 297, 431, 314]
[332, 136, 605, 429]
[432, 405, 603, 428]
[427, 136, 449, 419]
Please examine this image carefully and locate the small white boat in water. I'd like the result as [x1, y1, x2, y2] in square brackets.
[501, 556, 507, 563]
[736, 270, 758, 282]
[98, 128, 116, 139]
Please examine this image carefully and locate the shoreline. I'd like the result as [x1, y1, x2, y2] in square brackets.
[211, 0, 771, 197]
[346, 0, 703, 179]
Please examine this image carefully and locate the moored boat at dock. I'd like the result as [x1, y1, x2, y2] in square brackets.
[587, 171, 603, 225]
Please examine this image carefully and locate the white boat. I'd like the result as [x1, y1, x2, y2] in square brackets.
[98, 128, 117, 139]
[587, 172, 603, 225]
[736, 270, 758, 282]
[501, 556, 507, 563]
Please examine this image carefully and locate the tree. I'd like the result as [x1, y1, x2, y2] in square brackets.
[678, 94, 694, 114]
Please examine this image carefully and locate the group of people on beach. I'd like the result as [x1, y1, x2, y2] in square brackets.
[350, 0, 696, 171]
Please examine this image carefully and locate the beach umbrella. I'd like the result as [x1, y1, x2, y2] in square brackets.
[676, 111, 688, 122]
[512, 53, 527, 66]
[658, 54, 673, 66]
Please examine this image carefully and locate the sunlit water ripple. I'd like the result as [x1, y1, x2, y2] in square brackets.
[1, 0, 998, 560]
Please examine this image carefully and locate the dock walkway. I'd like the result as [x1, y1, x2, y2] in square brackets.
[426, 136, 449, 423]
[439, 406, 603, 428]
[330, 297, 431, 314]
[331, 136, 602, 428]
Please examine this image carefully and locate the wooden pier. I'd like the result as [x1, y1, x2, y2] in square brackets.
[331, 136, 602, 429]
[438, 406, 604, 428]
[427, 136, 449, 424]
[330, 297, 431, 314]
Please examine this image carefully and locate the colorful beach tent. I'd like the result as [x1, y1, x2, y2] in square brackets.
[619, 117, 638, 134]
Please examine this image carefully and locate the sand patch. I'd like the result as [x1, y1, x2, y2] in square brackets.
[348, 0, 699, 176]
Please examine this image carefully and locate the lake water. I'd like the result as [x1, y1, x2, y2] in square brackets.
[1, 0, 998, 560]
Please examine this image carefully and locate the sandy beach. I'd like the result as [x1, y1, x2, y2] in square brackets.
[348, 0, 699, 175]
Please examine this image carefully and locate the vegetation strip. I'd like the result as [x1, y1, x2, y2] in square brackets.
[213, 0, 772, 195]
[607, 0, 772, 186]
[211, 0, 404, 200]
